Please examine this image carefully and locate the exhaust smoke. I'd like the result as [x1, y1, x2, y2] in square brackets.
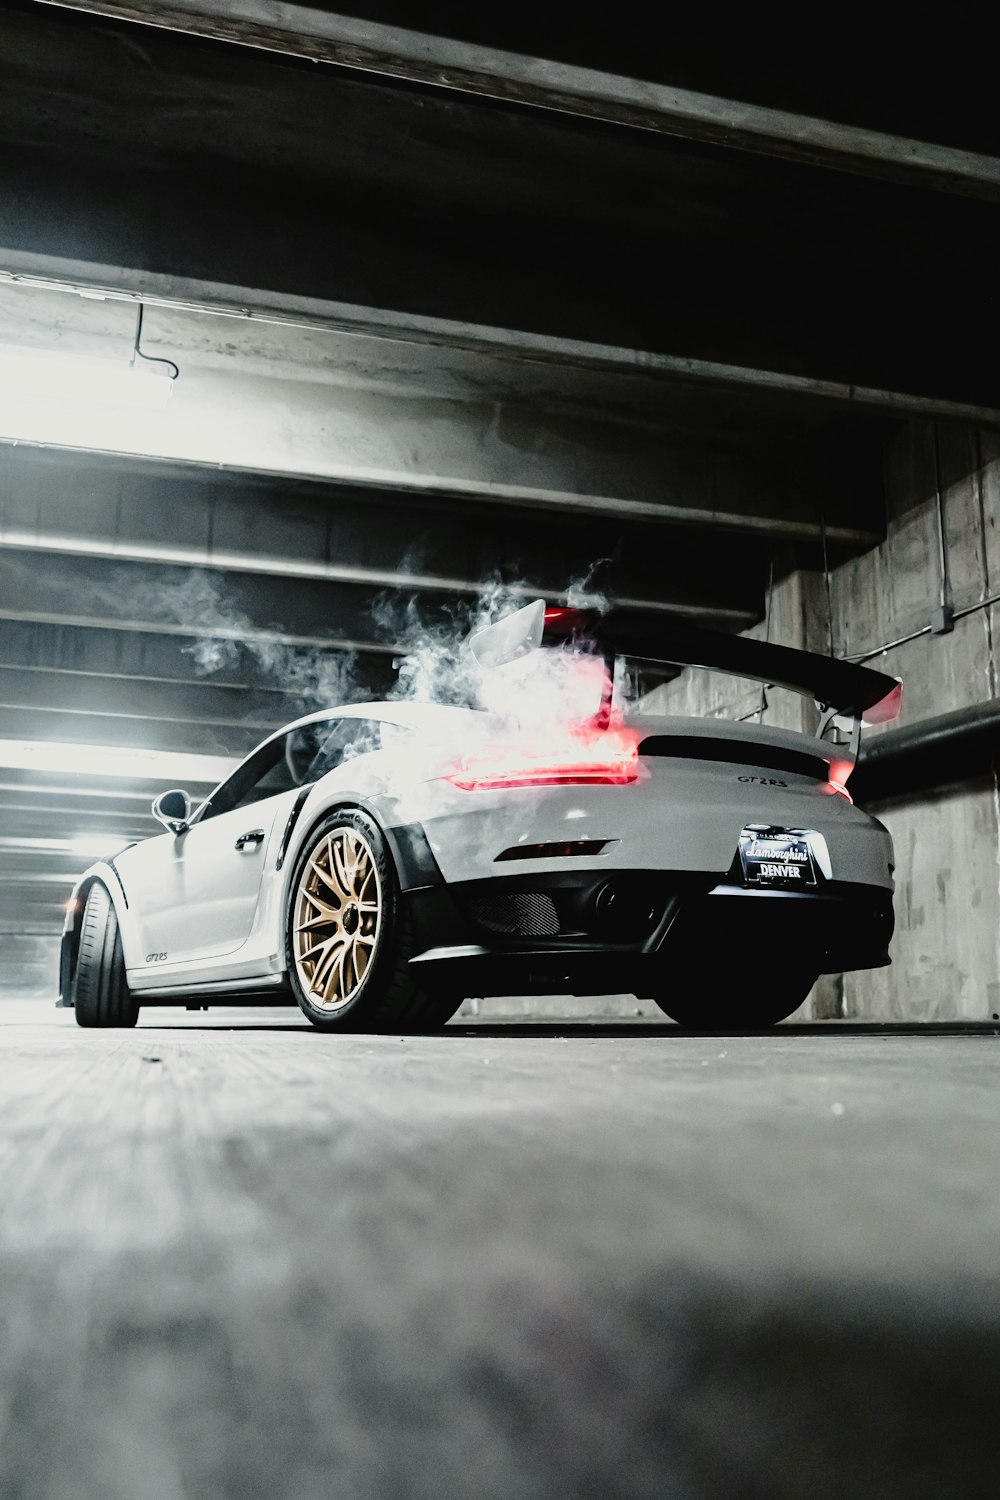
[148, 569, 362, 709]
[141, 564, 626, 740]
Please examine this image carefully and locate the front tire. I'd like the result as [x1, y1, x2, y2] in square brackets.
[73, 883, 139, 1029]
[286, 809, 449, 1032]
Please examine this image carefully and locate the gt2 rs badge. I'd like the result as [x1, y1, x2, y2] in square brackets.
[738, 775, 787, 787]
[145, 952, 168, 963]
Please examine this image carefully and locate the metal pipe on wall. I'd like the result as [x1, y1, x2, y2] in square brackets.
[852, 699, 1000, 803]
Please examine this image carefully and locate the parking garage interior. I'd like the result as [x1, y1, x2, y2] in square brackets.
[2, 3, 1000, 1495]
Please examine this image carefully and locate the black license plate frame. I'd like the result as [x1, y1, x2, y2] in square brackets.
[738, 827, 816, 888]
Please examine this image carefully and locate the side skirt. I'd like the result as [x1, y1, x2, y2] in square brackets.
[130, 974, 295, 1004]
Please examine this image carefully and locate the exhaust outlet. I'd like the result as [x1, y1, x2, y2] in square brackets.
[592, 878, 662, 940]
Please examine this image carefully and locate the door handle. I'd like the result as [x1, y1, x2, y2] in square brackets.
[235, 828, 265, 851]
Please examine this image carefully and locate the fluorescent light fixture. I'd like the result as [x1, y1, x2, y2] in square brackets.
[0, 739, 238, 785]
[0, 344, 174, 410]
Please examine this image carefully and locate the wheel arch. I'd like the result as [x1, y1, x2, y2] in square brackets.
[281, 794, 445, 1031]
[277, 791, 441, 914]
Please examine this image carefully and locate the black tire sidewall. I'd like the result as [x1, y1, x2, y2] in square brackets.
[74, 882, 138, 1028]
[285, 808, 403, 1030]
[651, 970, 816, 1028]
[652, 906, 817, 1027]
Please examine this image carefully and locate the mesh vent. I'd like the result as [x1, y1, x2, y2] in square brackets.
[466, 892, 562, 937]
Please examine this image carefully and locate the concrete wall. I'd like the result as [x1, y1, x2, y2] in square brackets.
[641, 423, 1000, 1022]
[831, 424, 1000, 1020]
[639, 550, 824, 736]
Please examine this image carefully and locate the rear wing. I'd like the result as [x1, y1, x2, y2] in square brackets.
[469, 601, 902, 727]
[545, 607, 901, 722]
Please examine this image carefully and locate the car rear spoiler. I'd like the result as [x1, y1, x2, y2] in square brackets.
[543, 607, 902, 722]
[468, 601, 902, 725]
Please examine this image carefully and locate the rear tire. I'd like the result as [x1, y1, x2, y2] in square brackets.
[408, 992, 465, 1031]
[651, 978, 815, 1029]
[651, 905, 817, 1029]
[287, 808, 446, 1033]
[73, 883, 139, 1029]
[653, 948, 815, 1032]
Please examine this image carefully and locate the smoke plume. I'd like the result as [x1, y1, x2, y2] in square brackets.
[149, 570, 362, 708]
[131, 562, 623, 727]
[372, 570, 621, 724]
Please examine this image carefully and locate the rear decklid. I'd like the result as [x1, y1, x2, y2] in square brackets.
[628, 714, 838, 785]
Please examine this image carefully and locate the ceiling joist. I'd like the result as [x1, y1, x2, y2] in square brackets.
[38, 1, 1000, 200]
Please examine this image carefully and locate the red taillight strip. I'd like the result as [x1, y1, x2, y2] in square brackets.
[445, 726, 640, 791]
[542, 606, 590, 630]
[446, 764, 638, 791]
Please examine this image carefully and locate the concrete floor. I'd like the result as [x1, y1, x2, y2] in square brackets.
[2, 1002, 999, 1499]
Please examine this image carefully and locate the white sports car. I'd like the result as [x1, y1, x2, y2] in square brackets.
[58, 602, 901, 1030]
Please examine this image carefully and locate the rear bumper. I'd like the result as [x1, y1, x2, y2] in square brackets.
[405, 869, 893, 996]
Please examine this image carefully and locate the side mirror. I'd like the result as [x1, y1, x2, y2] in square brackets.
[152, 788, 192, 835]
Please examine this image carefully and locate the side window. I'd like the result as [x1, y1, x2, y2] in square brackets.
[234, 750, 298, 808]
[305, 718, 391, 781]
[200, 721, 335, 821]
[283, 722, 331, 785]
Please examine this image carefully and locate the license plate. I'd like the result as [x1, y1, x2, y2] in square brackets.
[738, 827, 816, 887]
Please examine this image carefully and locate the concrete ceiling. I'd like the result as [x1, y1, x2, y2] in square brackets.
[1, 0, 998, 930]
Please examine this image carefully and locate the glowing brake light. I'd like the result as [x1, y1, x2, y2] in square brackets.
[445, 726, 640, 791]
[447, 762, 637, 791]
[542, 606, 591, 635]
[825, 758, 854, 803]
[863, 681, 903, 726]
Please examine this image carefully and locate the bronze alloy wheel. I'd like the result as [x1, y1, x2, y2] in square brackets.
[292, 826, 382, 1012]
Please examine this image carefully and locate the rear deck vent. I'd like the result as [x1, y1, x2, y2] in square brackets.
[639, 736, 827, 781]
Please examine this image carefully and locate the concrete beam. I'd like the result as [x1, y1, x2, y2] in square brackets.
[0, 548, 466, 658]
[0, 774, 166, 800]
[0, 666, 321, 736]
[38, 1, 1000, 200]
[0, 743, 238, 794]
[0, 781, 163, 833]
[0, 787, 152, 814]
[0, 704, 260, 757]
[4, 2, 999, 410]
[0, 442, 773, 616]
[0, 846, 133, 878]
[3, 256, 996, 436]
[0, 617, 398, 703]
[0, 804, 155, 840]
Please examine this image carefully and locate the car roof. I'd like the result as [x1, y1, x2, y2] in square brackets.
[199, 700, 491, 802]
[279, 700, 491, 735]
